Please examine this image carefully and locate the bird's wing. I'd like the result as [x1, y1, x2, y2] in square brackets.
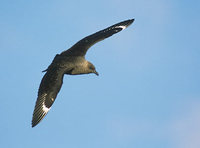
[32, 65, 66, 127]
[60, 19, 134, 56]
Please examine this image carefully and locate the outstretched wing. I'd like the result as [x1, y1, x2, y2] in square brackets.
[60, 19, 134, 56]
[32, 65, 65, 127]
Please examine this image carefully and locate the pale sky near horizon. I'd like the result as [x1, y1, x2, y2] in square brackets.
[0, 0, 200, 148]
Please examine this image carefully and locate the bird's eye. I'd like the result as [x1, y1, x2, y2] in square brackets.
[90, 66, 94, 70]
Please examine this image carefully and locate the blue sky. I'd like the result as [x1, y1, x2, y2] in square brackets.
[0, 0, 200, 148]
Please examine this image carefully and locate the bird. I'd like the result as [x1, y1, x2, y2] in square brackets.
[32, 19, 134, 127]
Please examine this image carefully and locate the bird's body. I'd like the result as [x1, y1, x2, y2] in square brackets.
[32, 19, 134, 127]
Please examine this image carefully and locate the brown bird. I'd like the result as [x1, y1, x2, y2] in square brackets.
[32, 19, 134, 127]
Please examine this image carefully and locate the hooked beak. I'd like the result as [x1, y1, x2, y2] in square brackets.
[94, 70, 99, 76]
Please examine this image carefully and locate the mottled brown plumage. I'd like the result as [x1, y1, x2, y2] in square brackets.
[32, 19, 134, 127]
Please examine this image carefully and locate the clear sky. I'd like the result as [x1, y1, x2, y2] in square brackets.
[0, 0, 200, 148]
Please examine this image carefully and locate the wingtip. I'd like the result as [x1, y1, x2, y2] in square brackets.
[32, 103, 50, 128]
[32, 123, 36, 128]
[31, 118, 39, 128]
[31, 113, 46, 128]
[116, 19, 134, 30]
[31, 121, 40, 128]
[32, 119, 38, 128]
[131, 18, 135, 21]
[131, 18, 135, 23]
[126, 18, 135, 26]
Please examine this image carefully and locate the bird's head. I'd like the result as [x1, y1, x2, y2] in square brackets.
[87, 62, 99, 76]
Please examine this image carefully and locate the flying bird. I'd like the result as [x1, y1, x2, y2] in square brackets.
[32, 19, 134, 127]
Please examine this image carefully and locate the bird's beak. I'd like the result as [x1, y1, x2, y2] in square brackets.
[94, 70, 99, 76]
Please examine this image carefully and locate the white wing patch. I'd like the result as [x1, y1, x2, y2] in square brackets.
[40, 93, 51, 113]
[42, 103, 51, 113]
[116, 25, 127, 30]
